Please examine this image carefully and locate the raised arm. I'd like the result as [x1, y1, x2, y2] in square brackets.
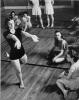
[7, 33, 21, 49]
[7, 33, 19, 41]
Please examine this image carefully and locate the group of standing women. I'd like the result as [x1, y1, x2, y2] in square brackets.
[30, 0, 54, 28]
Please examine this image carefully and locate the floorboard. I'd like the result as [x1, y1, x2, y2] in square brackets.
[1, 27, 79, 100]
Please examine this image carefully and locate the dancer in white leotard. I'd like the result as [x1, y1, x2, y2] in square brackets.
[45, 0, 54, 28]
[30, 0, 44, 28]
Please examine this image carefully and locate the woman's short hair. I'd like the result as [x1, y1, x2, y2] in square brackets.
[10, 11, 15, 15]
[9, 11, 15, 19]
[55, 30, 63, 38]
[55, 30, 60, 34]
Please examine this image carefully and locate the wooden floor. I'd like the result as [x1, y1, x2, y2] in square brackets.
[1, 26, 79, 100]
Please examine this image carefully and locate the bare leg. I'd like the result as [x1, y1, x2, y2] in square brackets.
[11, 59, 24, 88]
[36, 15, 37, 22]
[39, 15, 44, 29]
[56, 79, 68, 98]
[47, 15, 50, 27]
[20, 54, 27, 64]
[34, 15, 39, 27]
[50, 14, 54, 28]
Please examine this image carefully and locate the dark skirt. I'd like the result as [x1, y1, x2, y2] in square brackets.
[10, 45, 25, 60]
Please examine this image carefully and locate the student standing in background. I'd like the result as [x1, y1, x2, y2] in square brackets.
[44, 0, 54, 28]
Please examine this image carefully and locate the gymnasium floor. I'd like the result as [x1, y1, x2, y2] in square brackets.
[1, 9, 79, 100]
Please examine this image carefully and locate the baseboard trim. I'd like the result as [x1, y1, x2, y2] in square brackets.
[2, 5, 73, 10]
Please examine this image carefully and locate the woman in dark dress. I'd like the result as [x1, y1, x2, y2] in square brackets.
[3, 18, 39, 88]
[47, 31, 68, 64]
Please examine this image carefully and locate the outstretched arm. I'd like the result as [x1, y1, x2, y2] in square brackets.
[21, 31, 39, 42]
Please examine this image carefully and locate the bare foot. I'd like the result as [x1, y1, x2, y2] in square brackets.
[47, 24, 50, 28]
[41, 25, 45, 29]
[20, 82, 25, 89]
[51, 24, 54, 28]
[63, 90, 68, 99]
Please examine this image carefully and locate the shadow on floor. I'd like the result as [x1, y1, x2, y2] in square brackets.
[1, 81, 20, 90]
[40, 84, 62, 94]
[40, 84, 65, 100]
[29, 51, 48, 59]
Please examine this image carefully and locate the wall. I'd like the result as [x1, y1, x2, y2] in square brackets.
[2, 0, 73, 7]
[1, 0, 28, 6]
[73, 1, 79, 16]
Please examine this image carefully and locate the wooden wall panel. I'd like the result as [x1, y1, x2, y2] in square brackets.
[2, 0, 73, 7]
[2, 0, 28, 6]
